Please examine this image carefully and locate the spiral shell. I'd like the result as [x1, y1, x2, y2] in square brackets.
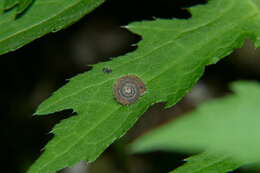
[114, 75, 146, 105]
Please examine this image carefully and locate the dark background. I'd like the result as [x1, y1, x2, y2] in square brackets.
[1, 0, 260, 172]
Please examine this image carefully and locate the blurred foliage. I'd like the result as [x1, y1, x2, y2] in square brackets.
[170, 152, 241, 173]
[0, 0, 104, 55]
[131, 81, 260, 171]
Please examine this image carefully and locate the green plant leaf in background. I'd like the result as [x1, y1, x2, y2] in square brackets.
[170, 152, 242, 173]
[0, 0, 105, 56]
[130, 81, 260, 164]
[29, 0, 260, 172]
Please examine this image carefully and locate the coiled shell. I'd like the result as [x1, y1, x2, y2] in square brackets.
[114, 75, 146, 105]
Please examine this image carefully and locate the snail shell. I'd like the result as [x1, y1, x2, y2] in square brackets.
[114, 75, 146, 105]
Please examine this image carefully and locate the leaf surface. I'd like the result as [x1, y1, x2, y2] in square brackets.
[130, 81, 260, 163]
[3, 0, 33, 14]
[170, 152, 241, 173]
[0, 0, 105, 55]
[30, 0, 260, 172]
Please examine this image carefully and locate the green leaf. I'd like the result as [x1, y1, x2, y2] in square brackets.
[16, 0, 33, 14]
[3, 0, 19, 11]
[30, 0, 260, 173]
[130, 81, 260, 163]
[4, 0, 33, 15]
[0, 0, 105, 55]
[170, 152, 241, 173]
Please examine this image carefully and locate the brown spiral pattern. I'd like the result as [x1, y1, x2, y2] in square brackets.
[114, 75, 146, 105]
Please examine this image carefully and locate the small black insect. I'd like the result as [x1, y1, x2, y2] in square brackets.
[103, 67, 112, 74]
[114, 75, 146, 105]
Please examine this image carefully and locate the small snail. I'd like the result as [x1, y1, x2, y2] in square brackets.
[114, 75, 146, 105]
